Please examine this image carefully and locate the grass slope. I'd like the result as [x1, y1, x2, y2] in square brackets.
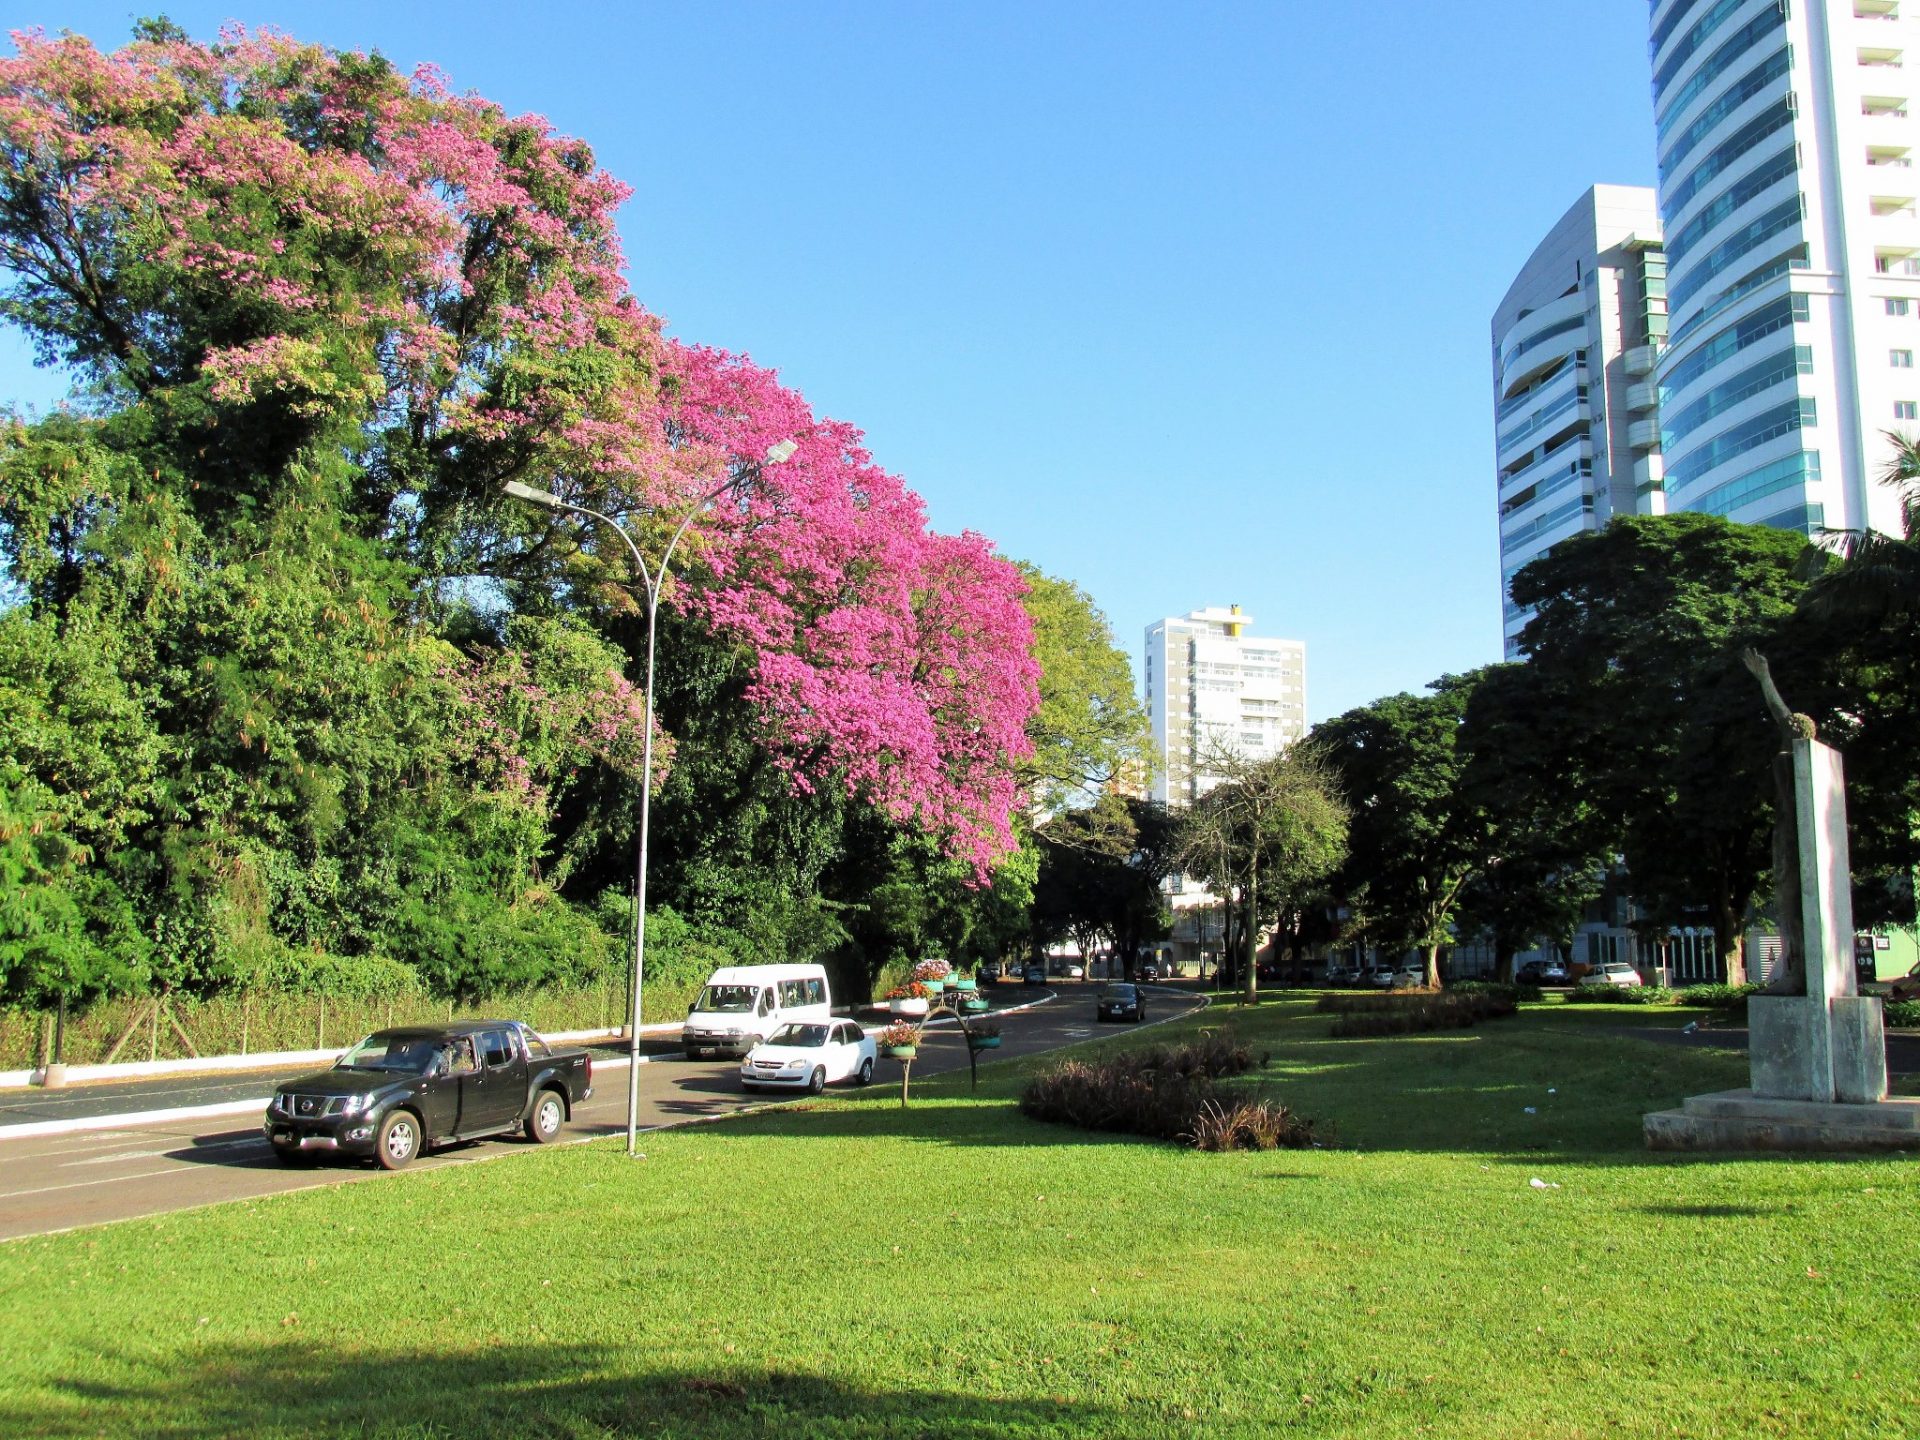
[0, 997, 1912, 1439]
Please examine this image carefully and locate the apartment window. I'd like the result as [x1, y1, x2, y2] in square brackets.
[1897, 401, 1919, 418]
[1894, 349, 1915, 367]
[1889, 298, 1912, 315]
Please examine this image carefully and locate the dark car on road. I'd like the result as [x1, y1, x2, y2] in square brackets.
[1023, 963, 1047, 985]
[1096, 983, 1146, 1024]
[265, 1021, 592, 1171]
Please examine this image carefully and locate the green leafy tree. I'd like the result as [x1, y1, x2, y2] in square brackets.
[1174, 744, 1349, 1002]
[1014, 563, 1150, 808]
[1033, 794, 1177, 976]
[1511, 514, 1814, 983]
[1313, 688, 1475, 988]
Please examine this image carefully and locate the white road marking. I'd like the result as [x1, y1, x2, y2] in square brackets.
[9, 1167, 192, 1198]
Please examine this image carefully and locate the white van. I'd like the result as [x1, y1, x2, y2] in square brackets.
[682, 964, 833, 1059]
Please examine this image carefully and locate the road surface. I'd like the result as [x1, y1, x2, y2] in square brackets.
[0, 983, 1203, 1241]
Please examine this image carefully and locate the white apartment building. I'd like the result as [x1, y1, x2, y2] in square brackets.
[1492, 185, 1669, 658]
[1649, 0, 1915, 541]
[1143, 606, 1306, 807]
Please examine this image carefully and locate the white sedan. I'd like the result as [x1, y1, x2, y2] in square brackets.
[1579, 962, 1644, 989]
[740, 1020, 876, 1093]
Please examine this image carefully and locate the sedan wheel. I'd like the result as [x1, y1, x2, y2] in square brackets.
[855, 1057, 874, 1086]
[808, 1066, 827, 1095]
[376, 1110, 421, 1171]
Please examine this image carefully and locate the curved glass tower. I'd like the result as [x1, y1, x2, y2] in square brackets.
[1651, 0, 1916, 540]
[1492, 187, 1668, 657]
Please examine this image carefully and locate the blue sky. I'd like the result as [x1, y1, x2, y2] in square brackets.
[2, 2, 1661, 721]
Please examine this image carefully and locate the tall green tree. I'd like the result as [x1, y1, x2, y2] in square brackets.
[1511, 514, 1814, 983]
[1314, 681, 1478, 988]
[1174, 744, 1349, 1003]
[1014, 562, 1150, 809]
[1033, 793, 1176, 976]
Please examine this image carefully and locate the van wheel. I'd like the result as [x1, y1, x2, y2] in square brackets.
[855, 1057, 874, 1086]
[808, 1066, 826, 1095]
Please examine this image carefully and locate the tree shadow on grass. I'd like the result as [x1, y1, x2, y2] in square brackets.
[1638, 1202, 1799, 1218]
[11, 1341, 1154, 1440]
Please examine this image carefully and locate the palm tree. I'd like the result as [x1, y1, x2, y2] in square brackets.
[1807, 432, 1920, 627]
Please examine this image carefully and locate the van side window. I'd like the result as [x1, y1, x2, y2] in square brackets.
[756, 988, 773, 1017]
[805, 978, 826, 1006]
[780, 980, 805, 1008]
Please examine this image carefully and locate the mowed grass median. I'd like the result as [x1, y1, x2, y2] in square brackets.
[1, 997, 1913, 1439]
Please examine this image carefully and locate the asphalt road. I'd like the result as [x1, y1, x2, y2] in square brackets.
[0, 984, 1204, 1241]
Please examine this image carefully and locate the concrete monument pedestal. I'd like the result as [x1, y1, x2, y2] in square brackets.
[1643, 738, 1901, 1153]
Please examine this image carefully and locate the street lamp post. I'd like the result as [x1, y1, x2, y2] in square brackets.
[505, 437, 797, 1157]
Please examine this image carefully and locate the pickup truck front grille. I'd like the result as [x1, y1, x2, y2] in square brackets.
[285, 1093, 337, 1118]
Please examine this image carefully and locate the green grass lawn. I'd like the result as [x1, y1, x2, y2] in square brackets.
[1, 997, 1913, 1439]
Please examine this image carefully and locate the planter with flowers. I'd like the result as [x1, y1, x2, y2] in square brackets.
[885, 986, 929, 1018]
[959, 991, 990, 1014]
[964, 1019, 1002, 1050]
[912, 959, 952, 992]
[877, 1020, 920, 1060]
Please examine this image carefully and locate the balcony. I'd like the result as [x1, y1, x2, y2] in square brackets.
[1628, 418, 1660, 451]
[1859, 47, 1904, 67]
[1634, 453, 1665, 492]
[1626, 381, 1658, 412]
[1869, 145, 1914, 168]
[1624, 344, 1660, 377]
[1862, 96, 1910, 117]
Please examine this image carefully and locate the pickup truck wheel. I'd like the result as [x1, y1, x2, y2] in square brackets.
[807, 1066, 826, 1095]
[855, 1057, 874, 1086]
[375, 1110, 421, 1170]
[525, 1088, 566, 1144]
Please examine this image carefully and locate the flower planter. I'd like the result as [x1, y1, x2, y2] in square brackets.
[884, 1044, 918, 1060]
[889, 997, 929, 1017]
[965, 1033, 1002, 1050]
[960, 995, 990, 1013]
[952, 976, 978, 992]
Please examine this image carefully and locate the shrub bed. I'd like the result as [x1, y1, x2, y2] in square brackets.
[1314, 989, 1518, 1036]
[1562, 985, 1680, 1006]
[1885, 999, 1920, 1029]
[1018, 1031, 1311, 1150]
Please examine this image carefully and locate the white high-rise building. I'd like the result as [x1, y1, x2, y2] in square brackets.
[1492, 186, 1670, 656]
[1649, 0, 1915, 541]
[1143, 607, 1306, 807]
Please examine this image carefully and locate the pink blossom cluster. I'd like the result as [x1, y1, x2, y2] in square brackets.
[0, 26, 1041, 876]
[659, 343, 1039, 877]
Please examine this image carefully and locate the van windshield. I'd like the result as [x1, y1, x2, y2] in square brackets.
[696, 985, 759, 1014]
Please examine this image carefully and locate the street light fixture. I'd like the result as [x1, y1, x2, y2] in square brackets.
[504, 438, 798, 1157]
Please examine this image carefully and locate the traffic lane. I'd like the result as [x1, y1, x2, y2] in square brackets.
[0, 987, 1206, 1240]
[0, 1039, 647, 1130]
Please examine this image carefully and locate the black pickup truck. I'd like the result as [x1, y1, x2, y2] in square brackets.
[264, 1020, 593, 1170]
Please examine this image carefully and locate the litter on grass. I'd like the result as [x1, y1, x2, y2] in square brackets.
[1529, 1177, 1561, 1190]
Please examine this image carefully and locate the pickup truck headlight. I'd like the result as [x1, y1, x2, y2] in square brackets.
[339, 1094, 372, 1116]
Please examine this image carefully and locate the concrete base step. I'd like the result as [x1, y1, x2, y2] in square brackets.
[1645, 1089, 1920, 1152]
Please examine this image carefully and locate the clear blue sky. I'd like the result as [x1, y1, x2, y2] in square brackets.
[2, 2, 1660, 721]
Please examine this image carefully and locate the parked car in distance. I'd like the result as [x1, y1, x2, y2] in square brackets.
[1065, 962, 1086, 980]
[740, 1020, 876, 1093]
[1579, 962, 1644, 989]
[1136, 961, 1160, 983]
[265, 1021, 591, 1171]
[977, 963, 1002, 985]
[1323, 964, 1361, 987]
[1095, 983, 1146, 1024]
[1516, 960, 1571, 984]
[1887, 961, 1920, 1002]
[1389, 965, 1426, 989]
[1367, 967, 1396, 989]
[1023, 963, 1047, 986]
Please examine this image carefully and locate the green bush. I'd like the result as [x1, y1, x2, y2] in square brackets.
[1675, 982, 1758, 1013]
[1885, 999, 1920, 1028]
[1018, 1030, 1303, 1149]
[1445, 980, 1543, 1004]
[1562, 985, 1680, 1006]
[1319, 989, 1518, 1036]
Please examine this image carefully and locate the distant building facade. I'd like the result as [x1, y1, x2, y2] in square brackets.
[1649, 0, 1916, 548]
[1492, 185, 1668, 658]
[1143, 606, 1306, 808]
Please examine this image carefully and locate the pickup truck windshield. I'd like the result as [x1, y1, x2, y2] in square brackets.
[336, 1034, 439, 1073]
[768, 1023, 830, 1047]
[696, 985, 759, 1013]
